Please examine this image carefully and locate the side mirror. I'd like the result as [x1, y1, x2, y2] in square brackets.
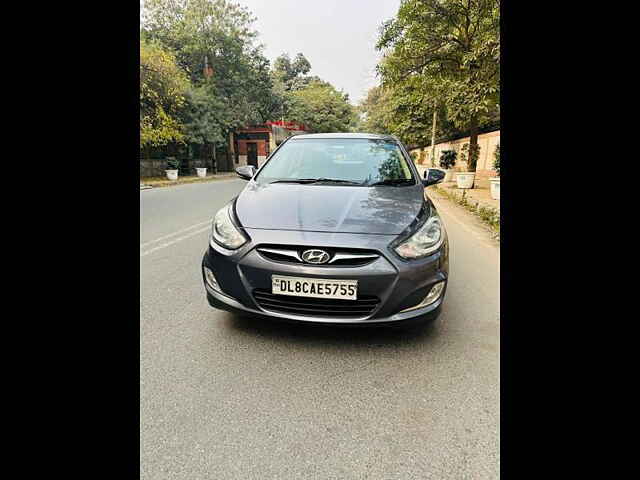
[422, 168, 445, 187]
[235, 165, 256, 180]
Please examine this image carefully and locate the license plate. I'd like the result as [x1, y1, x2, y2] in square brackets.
[271, 275, 358, 300]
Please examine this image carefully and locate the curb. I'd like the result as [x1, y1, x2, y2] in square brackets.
[139, 175, 238, 189]
[140, 185, 153, 190]
[432, 185, 500, 238]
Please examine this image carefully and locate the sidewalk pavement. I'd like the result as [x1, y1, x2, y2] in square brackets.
[414, 164, 499, 212]
[435, 181, 500, 212]
[140, 172, 236, 189]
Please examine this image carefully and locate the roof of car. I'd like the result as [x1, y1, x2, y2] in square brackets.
[290, 132, 398, 141]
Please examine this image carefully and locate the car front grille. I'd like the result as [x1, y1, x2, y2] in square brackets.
[252, 289, 380, 318]
[256, 245, 380, 267]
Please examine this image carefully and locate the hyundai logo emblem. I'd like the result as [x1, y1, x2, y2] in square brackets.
[301, 249, 330, 264]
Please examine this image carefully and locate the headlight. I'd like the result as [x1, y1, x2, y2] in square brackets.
[211, 203, 247, 250]
[395, 213, 445, 259]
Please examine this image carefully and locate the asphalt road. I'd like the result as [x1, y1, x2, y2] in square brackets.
[140, 179, 500, 479]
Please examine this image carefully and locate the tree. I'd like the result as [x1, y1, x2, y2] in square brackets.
[356, 85, 392, 134]
[182, 86, 228, 146]
[270, 52, 318, 122]
[357, 82, 465, 148]
[142, 0, 279, 148]
[140, 38, 190, 149]
[272, 52, 311, 91]
[270, 52, 355, 132]
[377, 0, 500, 172]
[288, 81, 356, 133]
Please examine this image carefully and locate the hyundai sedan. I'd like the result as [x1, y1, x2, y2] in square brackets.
[201, 133, 448, 327]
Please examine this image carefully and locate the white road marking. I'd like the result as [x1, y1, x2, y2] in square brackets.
[140, 225, 212, 257]
[140, 220, 211, 249]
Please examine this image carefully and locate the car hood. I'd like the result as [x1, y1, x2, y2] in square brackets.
[235, 182, 426, 235]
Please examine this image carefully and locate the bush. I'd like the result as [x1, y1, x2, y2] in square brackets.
[166, 157, 181, 170]
[439, 150, 457, 169]
[493, 144, 500, 176]
[460, 143, 481, 172]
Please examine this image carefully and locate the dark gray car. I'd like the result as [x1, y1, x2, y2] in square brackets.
[202, 133, 448, 327]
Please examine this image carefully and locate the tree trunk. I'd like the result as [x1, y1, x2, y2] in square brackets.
[203, 142, 209, 171]
[212, 143, 217, 174]
[430, 100, 437, 167]
[468, 116, 479, 173]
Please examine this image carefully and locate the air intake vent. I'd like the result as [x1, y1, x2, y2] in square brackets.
[253, 289, 380, 318]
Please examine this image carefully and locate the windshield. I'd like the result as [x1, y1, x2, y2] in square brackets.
[255, 138, 415, 186]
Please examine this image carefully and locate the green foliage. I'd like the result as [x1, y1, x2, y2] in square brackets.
[493, 144, 500, 175]
[182, 86, 227, 145]
[377, 0, 499, 155]
[459, 143, 481, 172]
[439, 150, 457, 169]
[166, 157, 181, 170]
[140, 38, 189, 147]
[142, 0, 279, 139]
[269, 52, 347, 130]
[272, 53, 312, 91]
[288, 81, 356, 133]
[141, 1, 357, 146]
[356, 85, 392, 134]
[357, 81, 467, 147]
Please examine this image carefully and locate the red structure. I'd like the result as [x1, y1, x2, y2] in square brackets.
[264, 120, 307, 131]
[230, 121, 308, 169]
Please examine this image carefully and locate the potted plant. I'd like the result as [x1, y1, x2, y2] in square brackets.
[490, 144, 500, 200]
[439, 150, 457, 182]
[196, 167, 207, 178]
[165, 157, 180, 181]
[455, 143, 480, 189]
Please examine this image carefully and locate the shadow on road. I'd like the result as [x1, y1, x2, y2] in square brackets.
[224, 312, 442, 349]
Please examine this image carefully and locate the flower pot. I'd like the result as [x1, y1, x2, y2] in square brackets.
[455, 172, 475, 189]
[490, 177, 500, 200]
[165, 169, 178, 181]
[443, 169, 455, 182]
[196, 167, 207, 178]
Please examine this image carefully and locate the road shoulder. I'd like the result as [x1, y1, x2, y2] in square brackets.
[428, 186, 500, 248]
[140, 172, 237, 189]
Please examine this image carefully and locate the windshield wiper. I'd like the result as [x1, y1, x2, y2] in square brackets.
[367, 178, 415, 186]
[268, 179, 314, 184]
[269, 178, 363, 185]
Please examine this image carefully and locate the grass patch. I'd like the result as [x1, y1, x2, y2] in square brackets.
[141, 173, 235, 189]
[433, 185, 500, 238]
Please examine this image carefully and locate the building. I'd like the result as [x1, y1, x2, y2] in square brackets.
[229, 121, 307, 168]
[139, 121, 308, 178]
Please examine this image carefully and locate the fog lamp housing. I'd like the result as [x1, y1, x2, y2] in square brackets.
[401, 281, 446, 312]
[204, 266, 220, 291]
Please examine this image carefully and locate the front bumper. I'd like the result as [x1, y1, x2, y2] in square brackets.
[202, 227, 448, 326]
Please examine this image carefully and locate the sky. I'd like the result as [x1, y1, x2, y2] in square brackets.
[235, 0, 401, 105]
